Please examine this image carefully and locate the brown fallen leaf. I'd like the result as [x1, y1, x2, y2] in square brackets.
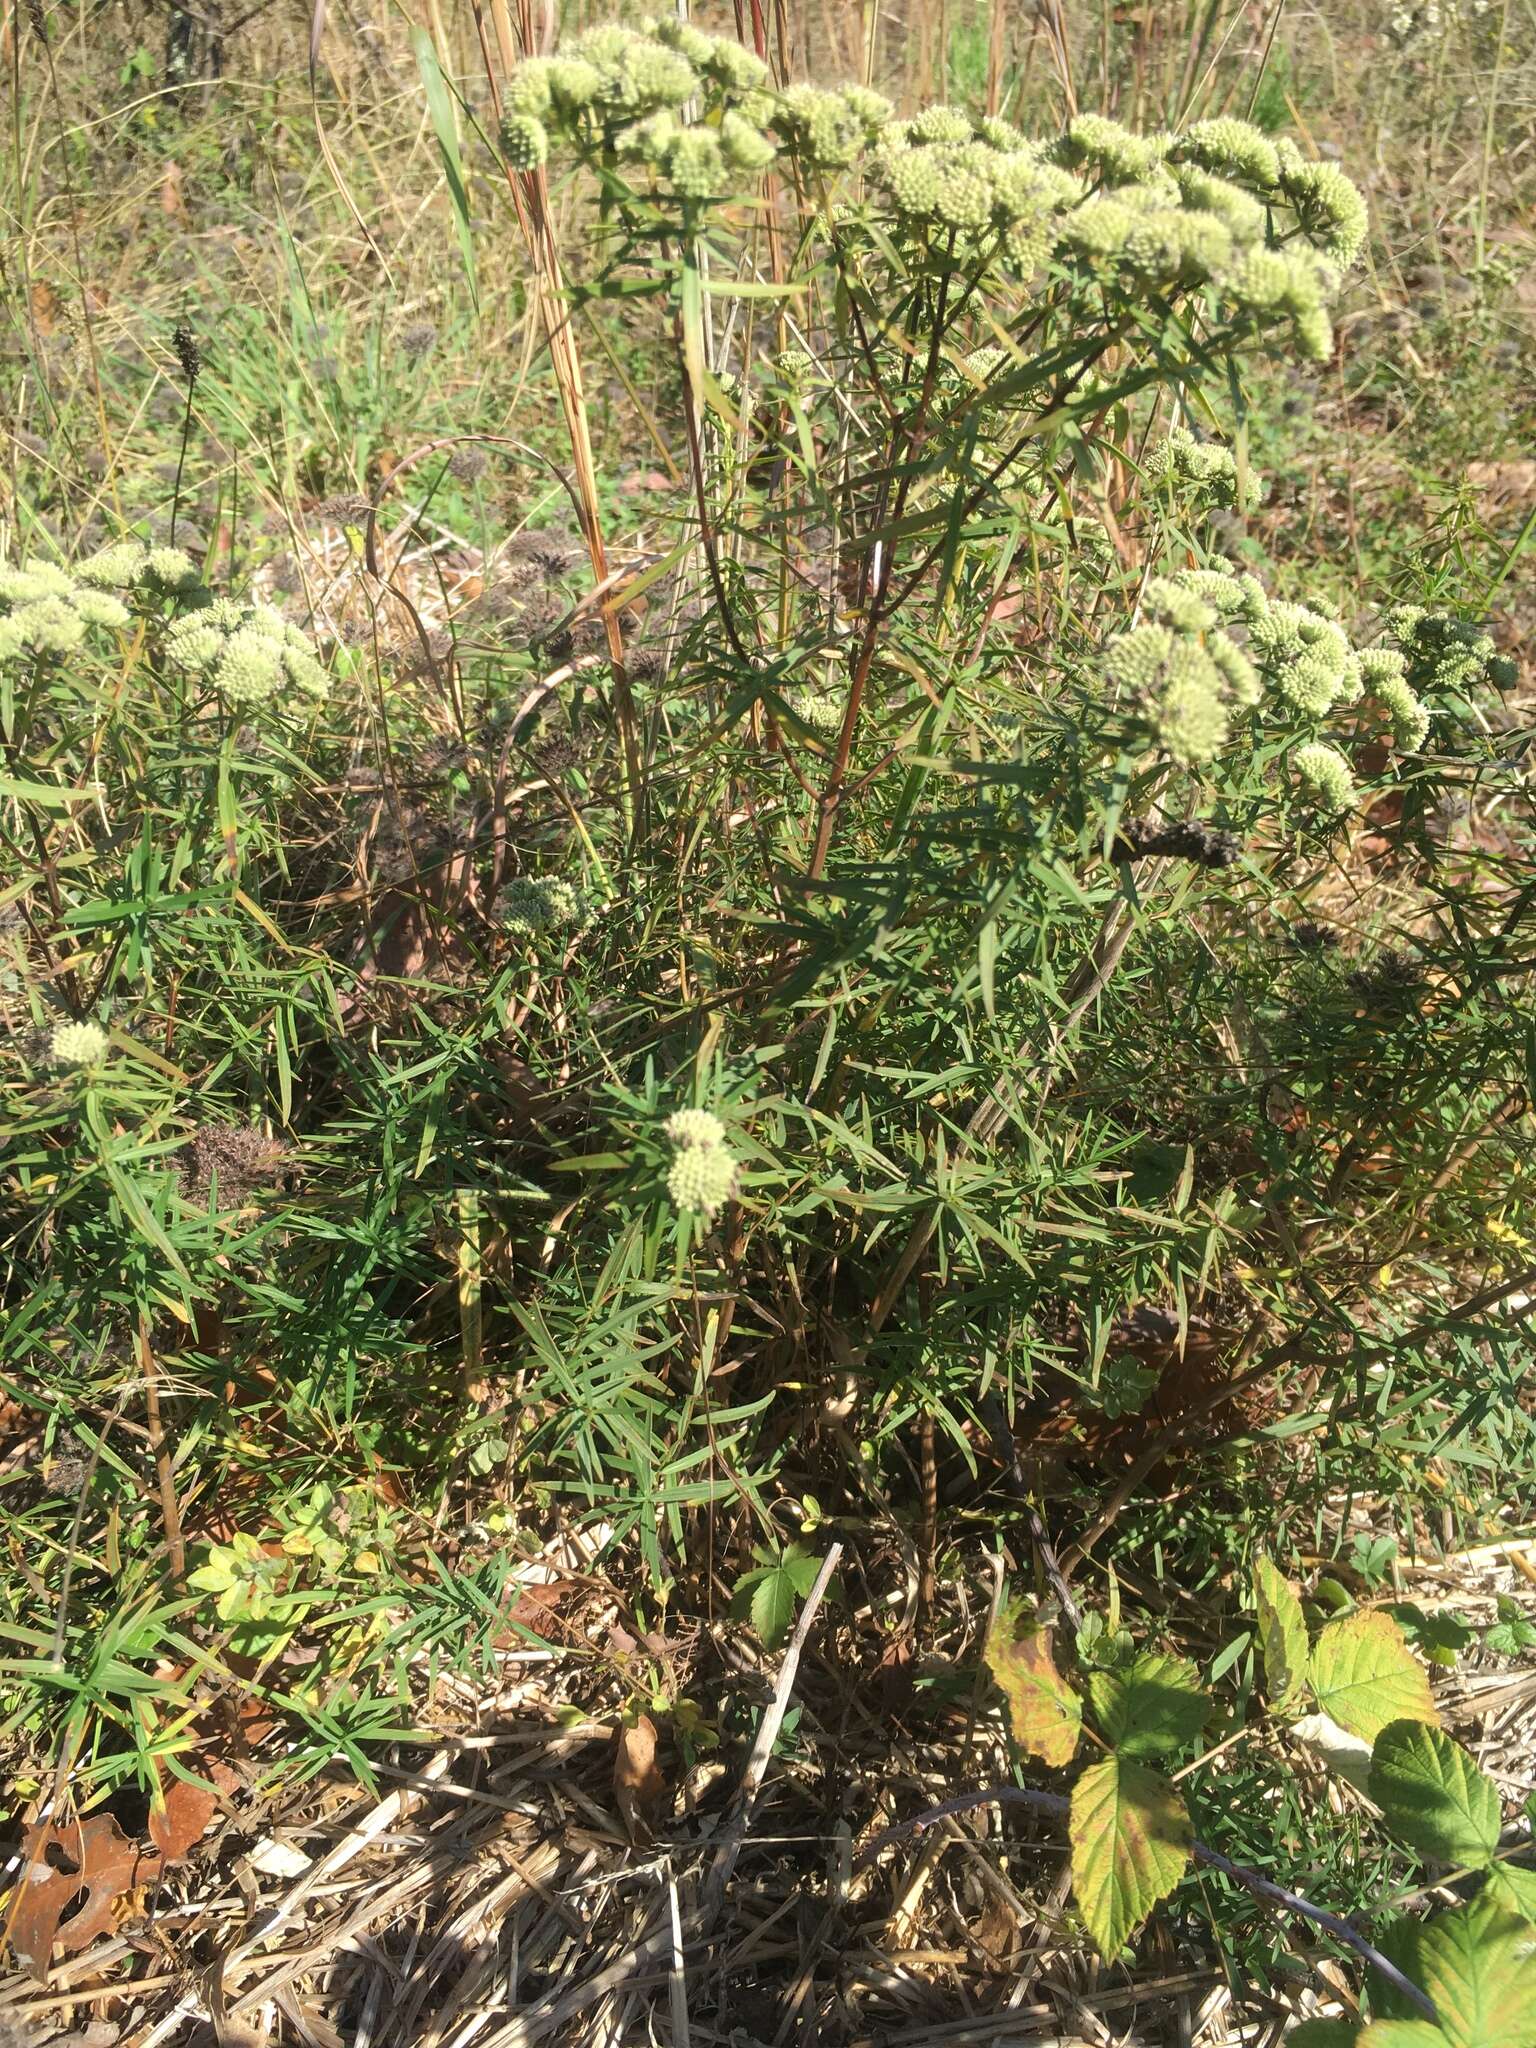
[30, 280, 64, 337]
[147, 1771, 221, 1864]
[159, 160, 186, 219]
[8, 1814, 153, 1975]
[612, 1712, 667, 1843]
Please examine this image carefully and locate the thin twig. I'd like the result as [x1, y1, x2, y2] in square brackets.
[138, 1316, 185, 1589]
[702, 1540, 844, 1920]
[858, 1785, 1438, 2021]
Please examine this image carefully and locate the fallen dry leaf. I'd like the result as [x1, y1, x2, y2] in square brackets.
[612, 1713, 667, 1843]
[159, 160, 186, 219]
[9, 1814, 151, 1974]
[148, 1771, 221, 1864]
[1466, 458, 1536, 505]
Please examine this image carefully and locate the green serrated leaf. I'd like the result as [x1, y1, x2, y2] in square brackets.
[1370, 1719, 1502, 1869]
[1386, 1899, 1536, 2048]
[1311, 1610, 1438, 1743]
[987, 1600, 1081, 1767]
[1253, 1556, 1310, 1715]
[1087, 1650, 1209, 1759]
[749, 1565, 800, 1649]
[1486, 1863, 1536, 1922]
[1290, 2026, 1364, 2048]
[1069, 1754, 1192, 1959]
[738, 1541, 824, 1651]
[1357, 2025, 1450, 2048]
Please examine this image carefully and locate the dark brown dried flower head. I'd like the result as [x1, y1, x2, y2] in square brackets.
[315, 493, 375, 527]
[172, 322, 203, 385]
[449, 443, 490, 483]
[399, 321, 439, 362]
[1115, 818, 1240, 868]
[180, 1125, 291, 1207]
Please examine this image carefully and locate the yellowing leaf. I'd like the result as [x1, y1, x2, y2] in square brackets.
[1069, 1754, 1192, 1959]
[1086, 1651, 1209, 1759]
[1358, 2026, 1449, 2048]
[986, 1601, 1081, 1767]
[1487, 1863, 1536, 1922]
[1369, 1719, 1501, 1869]
[1310, 1610, 1438, 1744]
[1253, 1556, 1310, 1716]
[1391, 1900, 1536, 2048]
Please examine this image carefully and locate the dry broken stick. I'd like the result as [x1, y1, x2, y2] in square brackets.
[858, 1785, 1438, 2022]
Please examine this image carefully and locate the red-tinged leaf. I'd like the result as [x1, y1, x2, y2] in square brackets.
[986, 1600, 1082, 1767]
[1069, 1754, 1192, 1959]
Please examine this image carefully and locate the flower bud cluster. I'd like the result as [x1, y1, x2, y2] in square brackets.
[785, 686, 844, 736]
[858, 107, 1362, 358]
[50, 1019, 110, 1070]
[163, 597, 329, 709]
[504, 18, 777, 201]
[1102, 559, 1269, 765]
[1292, 741, 1356, 814]
[1384, 605, 1516, 701]
[869, 113, 1078, 269]
[0, 540, 217, 665]
[664, 1106, 737, 1218]
[500, 875, 592, 941]
[1357, 647, 1430, 753]
[1145, 426, 1265, 513]
[1100, 536, 1479, 815]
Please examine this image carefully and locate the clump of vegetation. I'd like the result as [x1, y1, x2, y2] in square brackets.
[2, 0, 1533, 2032]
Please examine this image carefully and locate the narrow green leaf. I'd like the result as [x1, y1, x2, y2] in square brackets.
[0, 775, 99, 807]
[1311, 1611, 1438, 1743]
[412, 29, 478, 307]
[1370, 1719, 1502, 1869]
[1087, 1651, 1209, 1759]
[1253, 1556, 1310, 1716]
[1069, 1754, 1191, 1959]
[987, 1600, 1081, 1767]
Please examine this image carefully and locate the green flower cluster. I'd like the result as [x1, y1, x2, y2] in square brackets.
[163, 598, 329, 709]
[1292, 741, 1356, 814]
[0, 561, 120, 660]
[500, 875, 592, 941]
[50, 1019, 110, 1071]
[1358, 648, 1431, 753]
[868, 113, 1082, 271]
[504, 18, 775, 200]
[784, 686, 845, 736]
[1144, 426, 1266, 513]
[1384, 605, 1516, 703]
[1101, 559, 1445, 803]
[774, 83, 891, 170]
[77, 539, 201, 593]
[664, 1107, 737, 1219]
[0, 541, 211, 663]
[861, 109, 1363, 359]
